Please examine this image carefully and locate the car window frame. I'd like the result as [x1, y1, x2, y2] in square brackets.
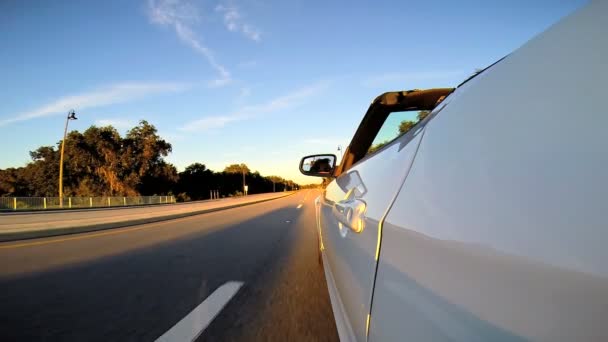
[347, 103, 446, 170]
[333, 88, 455, 177]
[364, 109, 429, 157]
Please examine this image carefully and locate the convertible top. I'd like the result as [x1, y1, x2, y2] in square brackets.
[334, 88, 454, 176]
[373, 88, 454, 110]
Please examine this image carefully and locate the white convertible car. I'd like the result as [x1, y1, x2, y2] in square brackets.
[300, 2, 607, 341]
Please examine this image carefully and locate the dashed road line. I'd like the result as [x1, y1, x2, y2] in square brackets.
[155, 281, 243, 342]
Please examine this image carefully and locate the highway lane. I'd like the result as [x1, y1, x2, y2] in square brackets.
[0, 190, 338, 341]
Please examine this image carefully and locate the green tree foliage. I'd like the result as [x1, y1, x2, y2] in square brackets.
[368, 140, 390, 154]
[267, 175, 284, 184]
[398, 120, 417, 135]
[123, 121, 176, 195]
[397, 110, 431, 136]
[223, 163, 250, 175]
[417, 110, 431, 122]
[0, 168, 29, 196]
[0, 121, 177, 197]
[0, 121, 299, 199]
[175, 163, 216, 200]
[175, 165, 298, 200]
[368, 110, 433, 155]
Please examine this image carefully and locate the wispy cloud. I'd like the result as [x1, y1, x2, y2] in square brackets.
[94, 118, 136, 130]
[181, 80, 330, 132]
[216, 3, 261, 41]
[182, 115, 242, 131]
[236, 81, 329, 115]
[0, 82, 187, 126]
[362, 70, 466, 87]
[148, 0, 232, 86]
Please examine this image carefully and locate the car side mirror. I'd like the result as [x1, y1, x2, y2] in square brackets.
[299, 154, 337, 177]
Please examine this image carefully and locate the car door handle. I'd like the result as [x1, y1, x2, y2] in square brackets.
[332, 199, 367, 233]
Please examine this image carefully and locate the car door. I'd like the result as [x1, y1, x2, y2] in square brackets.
[319, 89, 452, 341]
[368, 3, 608, 341]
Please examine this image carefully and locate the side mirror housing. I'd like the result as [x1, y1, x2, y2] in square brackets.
[299, 154, 337, 177]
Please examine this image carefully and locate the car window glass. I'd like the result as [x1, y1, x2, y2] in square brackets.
[367, 110, 430, 155]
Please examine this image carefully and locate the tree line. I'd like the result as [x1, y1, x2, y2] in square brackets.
[0, 121, 306, 200]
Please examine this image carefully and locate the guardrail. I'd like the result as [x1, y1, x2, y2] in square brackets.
[0, 196, 175, 211]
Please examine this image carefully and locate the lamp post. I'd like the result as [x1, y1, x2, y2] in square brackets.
[242, 168, 247, 195]
[59, 110, 77, 207]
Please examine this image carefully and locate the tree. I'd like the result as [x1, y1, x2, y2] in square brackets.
[267, 175, 284, 192]
[398, 120, 417, 135]
[0, 168, 27, 196]
[185, 163, 207, 173]
[175, 164, 294, 200]
[0, 121, 302, 199]
[368, 140, 390, 154]
[123, 121, 175, 195]
[224, 163, 250, 195]
[224, 163, 250, 175]
[77, 126, 124, 195]
[177, 163, 215, 200]
[417, 110, 431, 122]
[397, 111, 431, 136]
[27, 146, 61, 196]
[0, 121, 176, 197]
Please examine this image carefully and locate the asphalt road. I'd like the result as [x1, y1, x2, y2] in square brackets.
[0, 190, 339, 341]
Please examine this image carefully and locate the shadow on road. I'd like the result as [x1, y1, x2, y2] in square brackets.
[200, 201, 339, 342]
[0, 205, 337, 341]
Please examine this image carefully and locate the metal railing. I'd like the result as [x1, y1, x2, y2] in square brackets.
[0, 195, 175, 211]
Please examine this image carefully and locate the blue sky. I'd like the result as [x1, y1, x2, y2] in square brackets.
[0, 0, 585, 184]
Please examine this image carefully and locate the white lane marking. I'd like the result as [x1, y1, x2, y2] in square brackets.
[155, 281, 243, 342]
[297, 204, 303, 209]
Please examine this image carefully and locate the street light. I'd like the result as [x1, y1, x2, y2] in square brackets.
[242, 168, 247, 196]
[59, 110, 77, 207]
